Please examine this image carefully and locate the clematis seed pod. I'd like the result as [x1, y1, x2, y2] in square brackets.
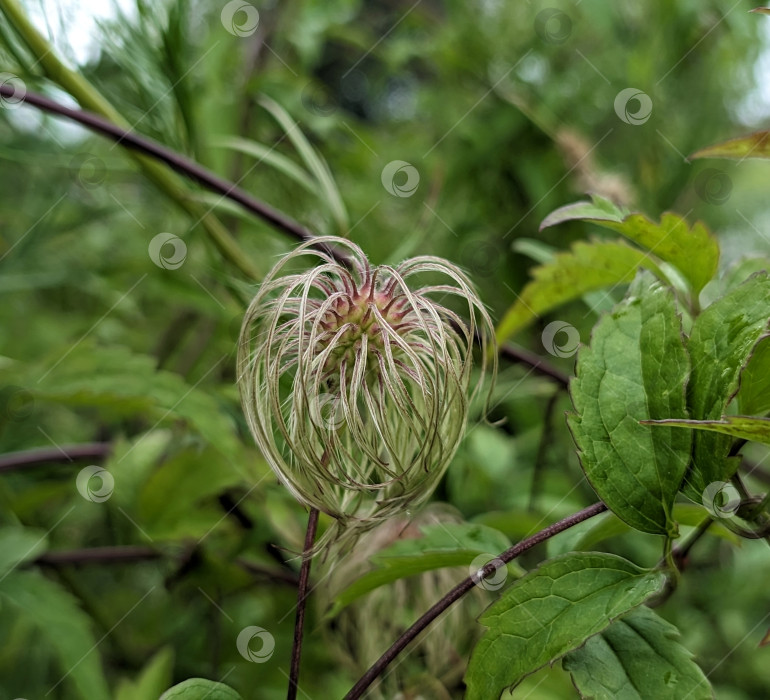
[237, 236, 495, 535]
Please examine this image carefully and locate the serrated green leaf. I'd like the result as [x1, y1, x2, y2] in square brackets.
[115, 647, 174, 700]
[0, 571, 111, 699]
[496, 240, 664, 343]
[645, 415, 770, 446]
[464, 552, 665, 699]
[737, 335, 770, 415]
[541, 196, 719, 294]
[690, 131, 770, 160]
[328, 522, 519, 617]
[24, 344, 240, 460]
[0, 526, 47, 577]
[568, 273, 691, 535]
[159, 678, 243, 700]
[563, 606, 713, 699]
[683, 272, 770, 500]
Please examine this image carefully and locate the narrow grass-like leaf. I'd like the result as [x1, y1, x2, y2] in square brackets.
[644, 415, 770, 446]
[563, 606, 713, 699]
[568, 272, 691, 535]
[212, 136, 317, 194]
[464, 552, 665, 699]
[259, 95, 349, 235]
[690, 131, 770, 160]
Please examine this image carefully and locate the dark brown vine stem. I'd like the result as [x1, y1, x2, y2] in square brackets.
[0, 442, 111, 472]
[288, 507, 319, 700]
[3, 84, 577, 386]
[344, 501, 608, 699]
[0, 83, 349, 266]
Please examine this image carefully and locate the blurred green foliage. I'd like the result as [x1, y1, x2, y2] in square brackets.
[1, 0, 770, 697]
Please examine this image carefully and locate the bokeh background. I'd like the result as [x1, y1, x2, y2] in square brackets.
[2, 0, 770, 698]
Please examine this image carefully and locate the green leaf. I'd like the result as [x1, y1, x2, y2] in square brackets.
[683, 272, 770, 499]
[137, 446, 244, 539]
[25, 343, 240, 460]
[644, 415, 770, 446]
[496, 240, 663, 343]
[259, 95, 349, 235]
[327, 522, 519, 617]
[159, 678, 243, 700]
[573, 506, 738, 551]
[0, 570, 111, 699]
[539, 195, 628, 229]
[541, 196, 719, 294]
[563, 606, 713, 699]
[568, 273, 691, 535]
[211, 136, 318, 195]
[737, 335, 770, 416]
[690, 131, 770, 160]
[464, 552, 665, 700]
[0, 526, 47, 577]
[115, 647, 175, 700]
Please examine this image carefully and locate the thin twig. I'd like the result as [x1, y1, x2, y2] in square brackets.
[288, 507, 319, 700]
[344, 501, 607, 699]
[500, 343, 570, 387]
[528, 390, 560, 511]
[0, 442, 111, 473]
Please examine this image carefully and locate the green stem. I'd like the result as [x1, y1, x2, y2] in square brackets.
[0, 0, 261, 281]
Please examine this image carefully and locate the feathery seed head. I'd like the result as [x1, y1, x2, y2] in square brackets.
[237, 236, 496, 529]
